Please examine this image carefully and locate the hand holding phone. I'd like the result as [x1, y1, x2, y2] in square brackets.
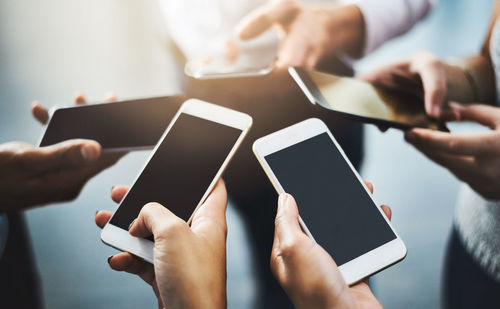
[289, 67, 448, 131]
[101, 99, 252, 262]
[271, 191, 390, 309]
[253, 118, 406, 284]
[95, 180, 228, 309]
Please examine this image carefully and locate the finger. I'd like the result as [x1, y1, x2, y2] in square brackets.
[409, 141, 476, 176]
[129, 202, 184, 239]
[191, 179, 228, 239]
[363, 180, 373, 194]
[104, 92, 118, 102]
[406, 128, 498, 156]
[95, 210, 113, 229]
[380, 205, 392, 221]
[450, 103, 500, 129]
[32, 139, 102, 172]
[74, 92, 87, 105]
[275, 193, 302, 245]
[108, 252, 155, 285]
[236, 0, 299, 40]
[111, 186, 130, 204]
[411, 53, 446, 118]
[31, 101, 50, 124]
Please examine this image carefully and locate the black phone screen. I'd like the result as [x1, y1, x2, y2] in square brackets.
[110, 113, 242, 229]
[39, 96, 185, 149]
[264, 133, 396, 266]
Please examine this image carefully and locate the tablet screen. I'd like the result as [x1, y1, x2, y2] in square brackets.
[292, 67, 446, 131]
[264, 132, 396, 266]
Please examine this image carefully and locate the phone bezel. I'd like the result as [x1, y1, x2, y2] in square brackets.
[101, 99, 252, 263]
[289, 66, 449, 132]
[252, 118, 407, 285]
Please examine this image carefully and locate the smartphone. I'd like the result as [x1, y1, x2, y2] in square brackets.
[38, 95, 185, 152]
[253, 118, 407, 284]
[289, 67, 448, 131]
[184, 40, 277, 79]
[101, 99, 252, 262]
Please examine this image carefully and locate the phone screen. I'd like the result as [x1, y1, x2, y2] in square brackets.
[293, 68, 446, 131]
[39, 96, 185, 149]
[264, 132, 396, 266]
[110, 113, 242, 230]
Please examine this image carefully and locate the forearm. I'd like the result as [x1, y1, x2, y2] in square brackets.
[344, 0, 435, 55]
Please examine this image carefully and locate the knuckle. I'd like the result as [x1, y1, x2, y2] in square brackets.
[278, 237, 300, 257]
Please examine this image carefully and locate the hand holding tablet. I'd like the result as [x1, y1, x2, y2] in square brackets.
[289, 67, 449, 131]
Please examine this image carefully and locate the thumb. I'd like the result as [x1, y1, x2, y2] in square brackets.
[274, 193, 302, 245]
[450, 102, 500, 129]
[191, 179, 228, 240]
[39, 139, 101, 170]
[236, 0, 300, 40]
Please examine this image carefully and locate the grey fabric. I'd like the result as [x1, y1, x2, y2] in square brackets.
[454, 16, 500, 282]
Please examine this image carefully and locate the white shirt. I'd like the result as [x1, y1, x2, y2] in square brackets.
[159, 0, 436, 60]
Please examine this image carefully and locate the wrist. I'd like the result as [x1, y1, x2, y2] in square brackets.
[444, 59, 477, 103]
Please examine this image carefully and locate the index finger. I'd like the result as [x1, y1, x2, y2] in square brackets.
[236, 0, 299, 40]
[406, 128, 498, 156]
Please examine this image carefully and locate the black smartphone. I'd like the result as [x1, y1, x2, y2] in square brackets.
[289, 67, 448, 131]
[38, 95, 186, 151]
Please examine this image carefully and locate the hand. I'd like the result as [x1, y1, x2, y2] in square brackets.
[236, 0, 365, 69]
[405, 103, 500, 200]
[95, 180, 228, 309]
[359, 51, 477, 119]
[0, 93, 123, 212]
[271, 181, 390, 309]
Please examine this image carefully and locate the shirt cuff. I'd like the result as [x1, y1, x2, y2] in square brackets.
[342, 0, 435, 55]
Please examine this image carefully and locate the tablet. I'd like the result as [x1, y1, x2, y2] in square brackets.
[289, 67, 448, 131]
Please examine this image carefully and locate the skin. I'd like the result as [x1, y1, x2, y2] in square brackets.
[235, 0, 365, 70]
[271, 181, 391, 309]
[95, 180, 228, 309]
[360, 3, 500, 200]
[96, 180, 389, 309]
[405, 103, 500, 200]
[0, 93, 122, 212]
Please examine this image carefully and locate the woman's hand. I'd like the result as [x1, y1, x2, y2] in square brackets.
[95, 180, 228, 309]
[359, 51, 478, 119]
[271, 181, 390, 309]
[236, 0, 365, 69]
[405, 103, 500, 200]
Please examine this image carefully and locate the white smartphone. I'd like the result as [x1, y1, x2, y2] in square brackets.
[101, 99, 252, 262]
[184, 40, 277, 79]
[38, 95, 185, 152]
[253, 118, 406, 284]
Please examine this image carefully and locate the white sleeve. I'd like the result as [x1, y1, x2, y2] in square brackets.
[343, 0, 437, 55]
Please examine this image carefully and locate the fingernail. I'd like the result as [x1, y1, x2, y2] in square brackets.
[111, 186, 116, 192]
[107, 255, 113, 264]
[81, 144, 99, 161]
[278, 193, 289, 215]
[432, 105, 441, 117]
[128, 219, 137, 231]
[448, 102, 462, 110]
[95, 210, 100, 216]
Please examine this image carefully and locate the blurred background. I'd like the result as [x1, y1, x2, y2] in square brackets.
[0, 0, 494, 308]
